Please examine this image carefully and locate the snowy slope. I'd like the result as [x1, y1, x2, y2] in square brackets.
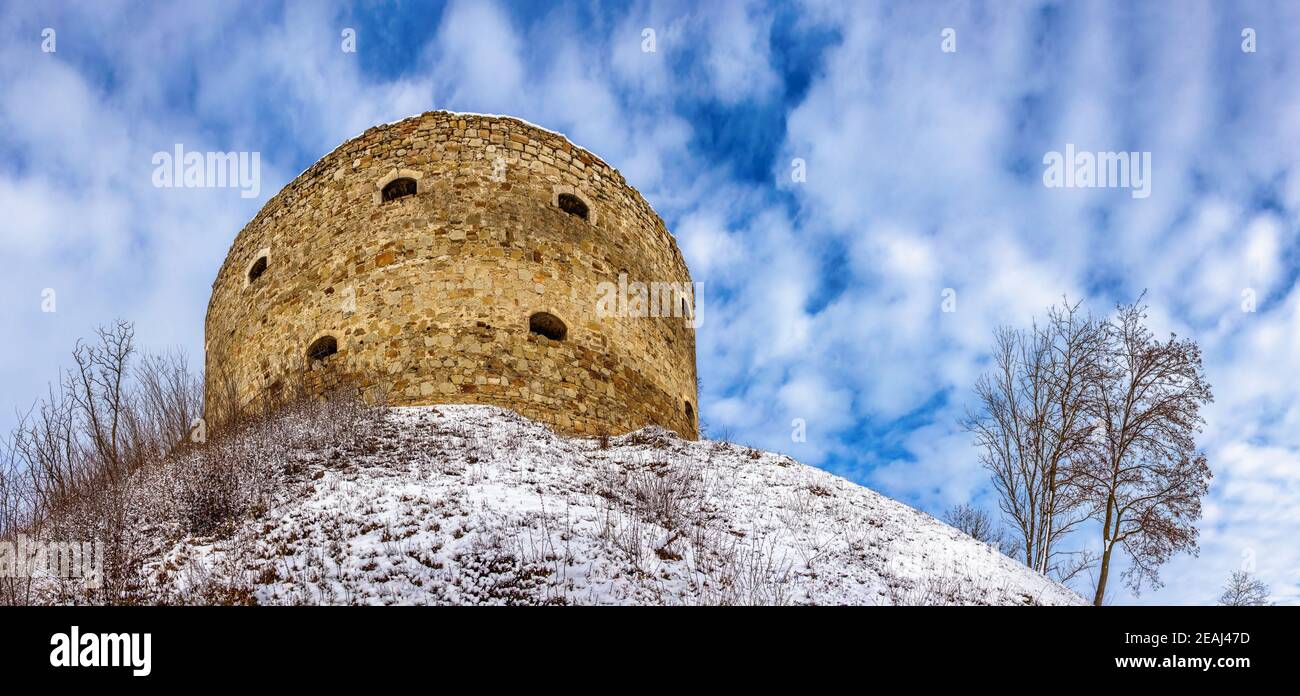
[144, 405, 1084, 606]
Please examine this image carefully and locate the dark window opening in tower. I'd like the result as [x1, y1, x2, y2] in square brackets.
[382, 177, 417, 202]
[557, 193, 588, 220]
[529, 312, 567, 341]
[684, 400, 694, 424]
[307, 335, 338, 361]
[248, 256, 268, 283]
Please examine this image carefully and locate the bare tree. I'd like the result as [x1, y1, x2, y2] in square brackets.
[1082, 300, 1213, 606]
[964, 300, 1103, 581]
[71, 322, 135, 477]
[11, 384, 81, 515]
[1217, 570, 1270, 606]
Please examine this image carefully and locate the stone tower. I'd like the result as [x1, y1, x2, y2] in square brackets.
[204, 111, 698, 439]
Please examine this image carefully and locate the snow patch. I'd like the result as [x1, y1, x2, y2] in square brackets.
[141, 405, 1084, 606]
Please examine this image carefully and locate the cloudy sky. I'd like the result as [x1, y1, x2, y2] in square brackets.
[2, 0, 1297, 605]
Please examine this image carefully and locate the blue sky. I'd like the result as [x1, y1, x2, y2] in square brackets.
[2, 0, 1298, 605]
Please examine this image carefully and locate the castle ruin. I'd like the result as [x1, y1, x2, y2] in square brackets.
[204, 111, 698, 439]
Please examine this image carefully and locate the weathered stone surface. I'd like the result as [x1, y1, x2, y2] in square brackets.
[205, 111, 698, 438]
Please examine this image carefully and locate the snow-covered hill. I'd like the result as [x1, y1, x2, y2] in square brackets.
[134, 404, 1083, 605]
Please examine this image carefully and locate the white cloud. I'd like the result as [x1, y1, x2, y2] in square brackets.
[429, 0, 525, 113]
[703, 0, 778, 104]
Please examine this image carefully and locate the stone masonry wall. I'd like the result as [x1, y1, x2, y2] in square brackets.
[205, 111, 698, 438]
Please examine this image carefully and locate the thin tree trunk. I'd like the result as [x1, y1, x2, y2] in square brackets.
[1093, 543, 1112, 606]
[1093, 490, 1116, 606]
[1092, 489, 1123, 603]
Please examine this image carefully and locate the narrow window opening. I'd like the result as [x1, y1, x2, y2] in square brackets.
[382, 177, 417, 202]
[307, 336, 338, 361]
[529, 312, 567, 341]
[248, 256, 268, 283]
[684, 400, 695, 424]
[557, 193, 589, 220]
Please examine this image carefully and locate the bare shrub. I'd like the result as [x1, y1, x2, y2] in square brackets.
[452, 530, 564, 606]
[0, 321, 205, 604]
[597, 456, 707, 531]
[173, 454, 242, 537]
[0, 320, 380, 605]
[942, 503, 1023, 559]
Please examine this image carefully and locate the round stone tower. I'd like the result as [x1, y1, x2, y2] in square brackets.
[204, 111, 698, 438]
